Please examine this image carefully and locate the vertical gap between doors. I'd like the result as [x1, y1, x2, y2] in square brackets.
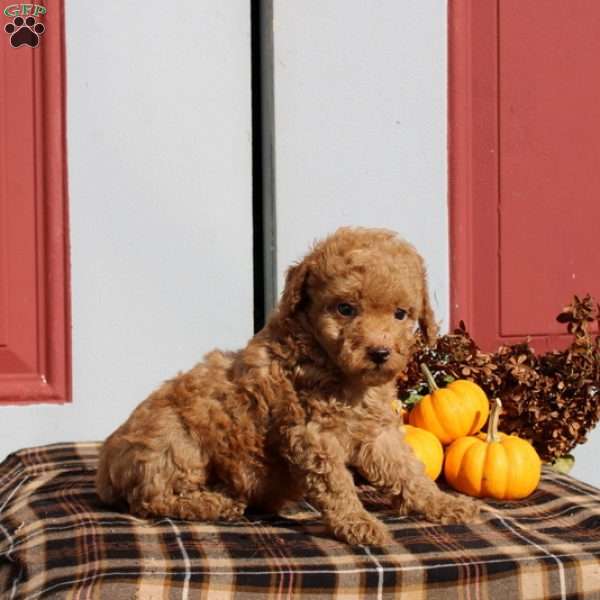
[251, 0, 277, 332]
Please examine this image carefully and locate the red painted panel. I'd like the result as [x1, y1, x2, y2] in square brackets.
[449, 0, 599, 352]
[499, 1, 600, 337]
[1, 34, 38, 375]
[449, 0, 502, 351]
[0, 1, 70, 403]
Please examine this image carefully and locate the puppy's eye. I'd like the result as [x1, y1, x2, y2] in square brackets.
[394, 308, 407, 321]
[337, 303, 356, 317]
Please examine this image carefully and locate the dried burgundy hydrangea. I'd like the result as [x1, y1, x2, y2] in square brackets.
[398, 295, 600, 461]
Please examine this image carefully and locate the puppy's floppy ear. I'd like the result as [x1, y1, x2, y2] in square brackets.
[279, 260, 310, 318]
[418, 269, 439, 346]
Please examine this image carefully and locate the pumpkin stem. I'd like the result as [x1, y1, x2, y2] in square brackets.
[420, 363, 439, 392]
[486, 398, 502, 443]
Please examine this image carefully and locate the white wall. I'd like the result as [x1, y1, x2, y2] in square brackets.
[571, 430, 600, 485]
[0, 0, 254, 460]
[273, 0, 449, 329]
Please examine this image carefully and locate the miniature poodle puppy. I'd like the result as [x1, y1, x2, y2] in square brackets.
[96, 227, 479, 546]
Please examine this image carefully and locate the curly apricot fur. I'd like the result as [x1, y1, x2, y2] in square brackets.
[96, 227, 480, 546]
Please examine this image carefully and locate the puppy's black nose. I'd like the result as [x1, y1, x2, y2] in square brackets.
[367, 347, 391, 365]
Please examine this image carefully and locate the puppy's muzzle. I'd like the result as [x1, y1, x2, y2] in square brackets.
[367, 346, 391, 365]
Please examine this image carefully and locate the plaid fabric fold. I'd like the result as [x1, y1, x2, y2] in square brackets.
[1, 442, 600, 599]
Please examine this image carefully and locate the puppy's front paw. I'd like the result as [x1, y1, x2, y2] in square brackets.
[448, 496, 483, 523]
[437, 494, 482, 525]
[403, 490, 482, 525]
[331, 513, 392, 546]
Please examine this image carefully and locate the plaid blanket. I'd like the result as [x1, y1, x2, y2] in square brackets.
[1, 443, 600, 599]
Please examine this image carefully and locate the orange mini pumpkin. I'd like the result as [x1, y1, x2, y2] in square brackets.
[444, 399, 541, 500]
[408, 364, 490, 445]
[402, 425, 444, 480]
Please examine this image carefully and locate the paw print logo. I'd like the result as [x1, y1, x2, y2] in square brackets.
[4, 16, 45, 48]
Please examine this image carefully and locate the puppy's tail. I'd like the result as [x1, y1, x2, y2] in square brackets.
[95, 439, 121, 507]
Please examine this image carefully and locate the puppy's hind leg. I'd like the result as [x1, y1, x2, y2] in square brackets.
[121, 441, 247, 522]
[126, 448, 246, 521]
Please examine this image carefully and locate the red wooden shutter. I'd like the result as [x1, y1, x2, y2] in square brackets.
[0, 1, 70, 403]
[449, 0, 600, 352]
